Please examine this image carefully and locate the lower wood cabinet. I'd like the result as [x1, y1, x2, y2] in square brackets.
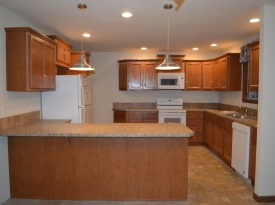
[249, 127, 257, 186]
[204, 112, 233, 165]
[186, 111, 204, 145]
[113, 110, 158, 123]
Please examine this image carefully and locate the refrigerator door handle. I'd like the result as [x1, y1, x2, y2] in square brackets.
[79, 85, 85, 108]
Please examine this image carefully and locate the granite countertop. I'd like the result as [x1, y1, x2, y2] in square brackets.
[113, 107, 257, 128]
[113, 108, 159, 111]
[1, 122, 194, 138]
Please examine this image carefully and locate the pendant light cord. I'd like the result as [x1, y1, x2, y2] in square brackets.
[81, 6, 84, 55]
[167, 9, 170, 55]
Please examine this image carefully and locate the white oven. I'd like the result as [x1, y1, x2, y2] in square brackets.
[157, 98, 186, 125]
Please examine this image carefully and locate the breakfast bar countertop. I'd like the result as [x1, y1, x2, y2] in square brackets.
[1, 122, 194, 138]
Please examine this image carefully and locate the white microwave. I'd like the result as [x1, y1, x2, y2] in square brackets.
[157, 73, 185, 90]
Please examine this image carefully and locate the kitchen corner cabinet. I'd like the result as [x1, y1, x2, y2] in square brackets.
[202, 61, 214, 90]
[185, 61, 202, 90]
[214, 53, 241, 91]
[204, 112, 233, 165]
[47, 35, 72, 68]
[57, 51, 91, 76]
[186, 111, 204, 145]
[113, 110, 158, 123]
[156, 55, 185, 73]
[118, 60, 159, 90]
[5, 27, 56, 91]
[249, 127, 257, 186]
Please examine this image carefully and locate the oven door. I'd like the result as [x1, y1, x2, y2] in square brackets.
[158, 112, 186, 125]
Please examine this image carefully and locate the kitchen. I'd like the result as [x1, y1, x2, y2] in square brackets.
[0, 0, 275, 204]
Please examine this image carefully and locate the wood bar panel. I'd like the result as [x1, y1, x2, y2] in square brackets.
[8, 136, 188, 200]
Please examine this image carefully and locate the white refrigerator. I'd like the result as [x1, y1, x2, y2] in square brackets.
[41, 75, 92, 123]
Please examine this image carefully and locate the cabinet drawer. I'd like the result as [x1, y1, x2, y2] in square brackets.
[187, 120, 203, 128]
[188, 126, 203, 134]
[127, 112, 142, 120]
[143, 112, 158, 121]
[187, 111, 204, 120]
[189, 134, 204, 142]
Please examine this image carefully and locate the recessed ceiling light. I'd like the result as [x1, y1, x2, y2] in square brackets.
[122, 12, 133, 18]
[249, 18, 260, 23]
[193, 47, 199, 50]
[211, 43, 218, 47]
[141, 47, 147, 50]
[83, 33, 91, 37]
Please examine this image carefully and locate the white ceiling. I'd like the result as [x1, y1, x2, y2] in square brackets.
[0, 0, 271, 53]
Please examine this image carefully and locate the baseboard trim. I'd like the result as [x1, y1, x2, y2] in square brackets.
[253, 192, 275, 202]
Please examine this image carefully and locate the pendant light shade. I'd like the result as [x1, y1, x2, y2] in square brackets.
[70, 4, 95, 71]
[157, 54, 180, 70]
[70, 53, 94, 71]
[156, 4, 180, 70]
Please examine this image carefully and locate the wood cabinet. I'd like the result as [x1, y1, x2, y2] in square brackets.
[214, 53, 241, 91]
[249, 127, 257, 186]
[5, 27, 56, 91]
[118, 60, 158, 90]
[57, 51, 91, 76]
[156, 55, 185, 73]
[204, 112, 233, 165]
[185, 61, 202, 90]
[202, 61, 214, 90]
[47, 35, 72, 68]
[186, 111, 204, 145]
[249, 42, 259, 91]
[242, 41, 259, 104]
[113, 110, 158, 123]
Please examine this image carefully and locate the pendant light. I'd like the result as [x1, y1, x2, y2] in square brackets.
[156, 4, 180, 70]
[70, 4, 95, 71]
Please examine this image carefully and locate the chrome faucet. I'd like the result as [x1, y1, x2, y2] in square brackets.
[239, 106, 248, 116]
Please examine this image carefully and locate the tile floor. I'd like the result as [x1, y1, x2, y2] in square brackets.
[2, 146, 275, 205]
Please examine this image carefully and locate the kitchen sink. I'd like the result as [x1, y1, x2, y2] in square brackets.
[225, 113, 256, 119]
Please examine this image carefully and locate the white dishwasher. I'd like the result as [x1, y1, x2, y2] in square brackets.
[231, 122, 251, 179]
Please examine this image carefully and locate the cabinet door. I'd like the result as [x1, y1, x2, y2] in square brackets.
[43, 41, 56, 89]
[213, 60, 221, 90]
[214, 125, 223, 156]
[249, 44, 259, 91]
[143, 62, 158, 90]
[249, 127, 257, 186]
[204, 121, 215, 150]
[30, 35, 44, 89]
[185, 62, 202, 90]
[64, 45, 71, 66]
[113, 111, 126, 123]
[220, 57, 228, 90]
[56, 42, 65, 64]
[214, 57, 228, 90]
[119, 62, 128, 90]
[223, 129, 232, 165]
[202, 61, 214, 90]
[128, 62, 143, 90]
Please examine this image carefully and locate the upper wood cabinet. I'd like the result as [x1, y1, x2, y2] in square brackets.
[202, 61, 214, 90]
[156, 55, 185, 73]
[185, 61, 202, 90]
[213, 53, 241, 91]
[5, 27, 56, 91]
[47, 35, 72, 68]
[118, 60, 159, 90]
[242, 41, 259, 104]
[249, 42, 259, 91]
[56, 51, 92, 76]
